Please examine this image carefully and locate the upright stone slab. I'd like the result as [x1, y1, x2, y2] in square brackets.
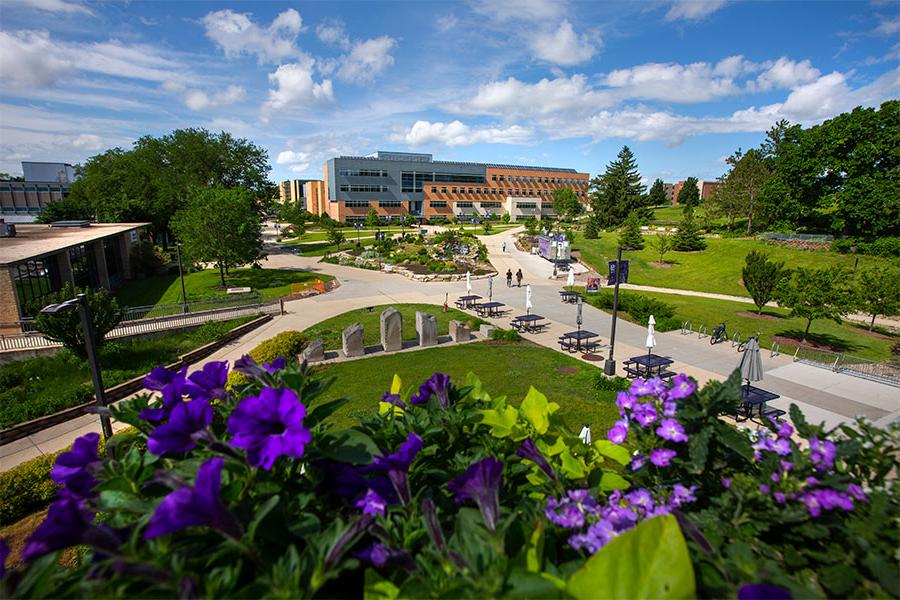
[415, 311, 437, 347]
[380, 308, 402, 352]
[342, 323, 365, 357]
[448, 320, 471, 342]
[300, 338, 325, 363]
[479, 324, 496, 338]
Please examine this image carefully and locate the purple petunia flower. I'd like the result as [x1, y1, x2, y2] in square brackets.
[147, 399, 213, 456]
[145, 457, 240, 540]
[809, 437, 837, 472]
[662, 400, 678, 417]
[22, 497, 94, 562]
[656, 418, 688, 443]
[633, 403, 659, 427]
[626, 489, 653, 512]
[355, 543, 415, 570]
[780, 460, 794, 472]
[448, 457, 503, 532]
[421, 498, 445, 552]
[144, 365, 187, 392]
[381, 391, 406, 409]
[410, 372, 451, 408]
[773, 492, 786, 504]
[737, 584, 793, 600]
[355, 488, 387, 517]
[722, 478, 732, 489]
[0, 538, 8, 579]
[183, 361, 229, 402]
[775, 421, 794, 439]
[670, 484, 697, 508]
[667, 373, 696, 400]
[846, 484, 867, 502]
[615, 391, 636, 410]
[367, 433, 424, 505]
[607, 424, 628, 444]
[759, 484, 771, 494]
[772, 438, 792, 456]
[227, 387, 312, 470]
[139, 372, 188, 424]
[517, 439, 557, 481]
[630, 454, 646, 471]
[234, 355, 286, 382]
[649, 448, 676, 467]
[50, 432, 101, 499]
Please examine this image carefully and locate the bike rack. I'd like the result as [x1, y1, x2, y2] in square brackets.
[697, 324, 708, 339]
[680, 321, 692, 335]
[731, 332, 742, 348]
[770, 342, 780, 357]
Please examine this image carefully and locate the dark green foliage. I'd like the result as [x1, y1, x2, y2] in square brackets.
[0, 452, 62, 524]
[28, 284, 122, 359]
[34, 195, 93, 224]
[324, 223, 346, 246]
[741, 251, 789, 313]
[589, 145, 648, 226]
[831, 237, 900, 258]
[583, 215, 601, 239]
[523, 216, 539, 235]
[647, 179, 667, 206]
[853, 267, 900, 330]
[774, 266, 852, 341]
[489, 328, 521, 341]
[551, 187, 583, 220]
[365, 208, 381, 228]
[128, 239, 167, 277]
[677, 177, 700, 209]
[585, 290, 679, 330]
[279, 202, 311, 236]
[618, 212, 645, 250]
[591, 374, 630, 392]
[671, 208, 706, 251]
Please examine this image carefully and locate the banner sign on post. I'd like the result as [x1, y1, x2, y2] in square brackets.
[607, 260, 630, 285]
[585, 278, 601, 292]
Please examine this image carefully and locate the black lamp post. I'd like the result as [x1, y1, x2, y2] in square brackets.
[41, 294, 114, 440]
[604, 246, 623, 376]
[354, 222, 361, 243]
[851, 245, 859, 277]
[175, 242, 188, 314]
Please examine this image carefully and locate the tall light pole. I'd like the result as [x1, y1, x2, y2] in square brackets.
[175, 242, 188, 314]
[41, 294, 114, 440]
[604, 246, 623, 376]
[851, 245, 859, 278]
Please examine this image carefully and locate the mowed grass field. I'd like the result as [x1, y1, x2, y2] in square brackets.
[573, 233, 897, 298]
[313, 340, 620, 432]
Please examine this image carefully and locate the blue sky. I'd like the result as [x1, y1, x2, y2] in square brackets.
[1, 0, 897, 186]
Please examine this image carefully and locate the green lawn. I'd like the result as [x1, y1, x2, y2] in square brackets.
[0, 317, 257, 428]
[287, 238, 378, 257]
[115, 268, 334, 309]
[303, 303, 487, 350]
[573, 233, 896, 298]
[315, 340, 620, 432]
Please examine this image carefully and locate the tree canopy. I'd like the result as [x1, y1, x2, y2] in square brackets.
[742, 251, 788, 314]
[677, 177, 700, 209]
[618, 211, 645, 250]
[722, 149, 771, 234]
[589, 146, 647, 227]
[551, 187, 583, 220]
[647, 179, 667, 206]
[773, 267, 851, 342]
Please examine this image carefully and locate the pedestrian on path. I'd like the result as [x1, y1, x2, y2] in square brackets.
[501, 241, 507, 252]
[506, 269, 513, 287]
[516, 269, 523, 287]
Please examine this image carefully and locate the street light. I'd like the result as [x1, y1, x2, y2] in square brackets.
[604, 246, 624, 376]
[41, 294, 114, 440]
[354, 222, 362, 243]
[850, 245, 859, 277]
[175, 242, 188, 314]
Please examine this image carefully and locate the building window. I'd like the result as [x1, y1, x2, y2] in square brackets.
[467, 187, 474, 194]
[345, 200, 370, 208]
[69, 244, 100, 290]
[529, 190, 534, 195]
[14, 259, 62, 315]
[379, 200, 403, 208]
[430, 201, 448, 208]
[457, 202, 473, 208]
[491, 174, 497, 181]
[451, 187, 457, 194]
[340, 184, 387, 193]
[498, 175, 505, 181]
[431, 186, 437, 193]
[339, 169, 388, 177]
[441, 187, 447, 193]
[516, 202, 537, 209]
[480, 202, 501, 208]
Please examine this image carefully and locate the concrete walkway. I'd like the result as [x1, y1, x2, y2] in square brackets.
[3, 225, 897, 471]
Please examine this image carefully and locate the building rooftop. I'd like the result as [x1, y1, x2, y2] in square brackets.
[0, 222, 148, 266]
[337, 151, 583, 174]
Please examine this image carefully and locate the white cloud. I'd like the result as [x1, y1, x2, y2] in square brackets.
[469, 0, 566, 23]
[447, 75, 612, 117]
[530, 21, 598, 66]
[337, 36, 397, 83]
[202, 8, 302, 64]
[276, 150, 312, 173]
[9, 0, 93, 15]
[394, 120, 534, 146]
[183, 85, 246, 111]
[316, 21, 351, 50]
[874, 16, 900, 36]
[665, 0, 728, 21]
[263, 59, 334, 116]
[72, 134, 103, 150]
[436, 14, 459, 31]
[603, 61, 741, 102]
[753, 57, 820, 91]
[0, 30, 70, 88]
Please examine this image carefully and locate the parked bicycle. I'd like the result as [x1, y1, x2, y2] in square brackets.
[738, 332, 761, 353]
[710, 322, 728, 345]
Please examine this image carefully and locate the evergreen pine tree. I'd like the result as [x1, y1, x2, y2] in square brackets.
[589, 145, 647, 227]
[647, 178, 667, 206]
[583, 214, 600, 239]
[672, 207, 706, 251]
[677, 177, 701, 209]
[618, 211, 645, 250]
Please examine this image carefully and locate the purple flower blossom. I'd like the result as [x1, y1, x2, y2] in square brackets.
[234, 355, 286, 382]
[410, 372, 452, 408]
[381, 391, 406, 409]
[770, 472, 780, 483]
[545, 498, 586, 529]
[183, 361, 229, 402]
[656, 418, 688, 443]
[147, 399, 213, 456]
[355, 488, 387, 517]
[50, 432, 100, 499]
[569, 519, 616, 553]
[667, 373, 696, 400]
[422, 498, 445, 552]
[722, 478, 732, 489]
[263, 358, 286, 373]
[629, 378, 660, 397]
[356, 543, 415, 570]
[0, 538, 8, 578]
[607, 424, 628, 444]
[145, 458, 240, 540]
[846, 484, 867, 502]
[517, 439, 557, 481]
[367, 433, 424, 505]
[759, 484, 771, 494]
[809, 437, 837, 471]
[615, 391, 635, 410]
[738, 584, 793, 600]
[139, 373, 188, 424]
[649, 448, 676, 467]
[22, 497, 94, 562]
[772, 438, 792, 456]
[630, 454, 647, 471]
[633, 403, 659, 427]
[780, 460, 794, 472]
[144, 365, 187, 392]
[774, 492, 786, 504]
[775, 421, 794, 439]
[626, 489, 653, 511]
[228, 387, 312, 470]
[662, 400, 678, 417]
[670, 484, 697, 508]
[448, 457, 503, 532]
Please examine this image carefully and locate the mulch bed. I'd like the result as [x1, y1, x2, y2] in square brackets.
[773, 335, 843, 353]
[580, 353, 604, 362]
[650, 262, 672, 269]
[736, 311, 783, 321]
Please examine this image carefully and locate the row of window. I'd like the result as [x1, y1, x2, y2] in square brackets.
[339, 184, 388, 193]
[400, 171, 486, 192]
[491, 174, 584, 185]
[345, 200, 370, 208]
[379, 200, 402, 208]
[428, 201, 504, 209]
[338, 169, 389, 177]
[429, 186, 584, 197]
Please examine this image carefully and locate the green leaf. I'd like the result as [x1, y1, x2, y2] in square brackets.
[479, 406, 519, 438]
[526, 520, 544, 573]
[389, 374, 402, 395]
[537, 436, 568, 457]
[688, 429, 711, 473]
[244, 495, 280, 543]
[364, 569, 400, 600]
[518, 387, 558, 435]
[599, 471, 630, 491]
[307, 397, 351, 425]
[567, 515, 695, 600]
[320, 429, 381, 464]
[559, 450, 588, 479]
[465, 371, 491, 401]
[99, 490, 154, 514]
[593, 440, 630, 466]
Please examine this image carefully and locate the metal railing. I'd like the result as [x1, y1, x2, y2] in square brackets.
[1, 300, 282, 352]
[792, 344, 900, 387]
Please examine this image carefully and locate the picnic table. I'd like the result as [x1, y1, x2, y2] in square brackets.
[455, 294, 482, 309]
[511, 314, 546, 333]
[624, 354, 675, 380]
[559, 290, 582, 304]
[736, 386, 785, 424]
[559, 330, 600, 353]
[476, 301, 505, 317]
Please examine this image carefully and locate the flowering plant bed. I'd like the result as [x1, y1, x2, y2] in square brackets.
[2, 358, 897, 598]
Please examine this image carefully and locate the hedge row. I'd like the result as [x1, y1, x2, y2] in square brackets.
[585, 290, 681, 331]
[225, 330, 307, 388]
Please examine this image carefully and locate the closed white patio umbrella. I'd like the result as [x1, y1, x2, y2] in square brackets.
[646, 314, 657, 356]
[487, 275, 493, 302]
[466, 271, 472, 294]
[567, 267, 575, 288]
[525, 284, 533, 314]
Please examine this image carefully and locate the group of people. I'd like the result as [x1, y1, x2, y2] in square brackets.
[506, 268, 523, 287]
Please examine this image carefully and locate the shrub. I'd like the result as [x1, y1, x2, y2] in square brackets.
[591, 373, 630, 392]
[0, 452, 61, 524]
[226, 330, 307, 388]
[489, 327, 521, 341]
[585, 291, 676, 328]
[26, 284, 122, 359]
[832, 236, 900, 258]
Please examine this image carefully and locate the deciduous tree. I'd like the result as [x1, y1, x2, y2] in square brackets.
[652, 234, 672, 265]
[773, 267, 851, 342]
[365, 208, 381, 228]
[853, 267, 900, 330]
[28, 284, 122, 359]
[742, 251, 789, 314]
[551, 187, 583, 220]
[723, 149, 771, 235]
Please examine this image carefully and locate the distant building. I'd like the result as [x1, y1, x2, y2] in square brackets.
[672, 179, 721, 205]
[278, 179, 316, 207]
[1, 162, 78, 223]
[663, 183, 675, 203]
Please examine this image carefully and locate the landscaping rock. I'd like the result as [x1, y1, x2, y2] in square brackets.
[380, 308, 402, 352]
[301, 338, 325, 363]
[449, 320, 471, 342]
[415, 312, 437, 347]
[479, 324, 496, 338]
[342, 323, 365, 357]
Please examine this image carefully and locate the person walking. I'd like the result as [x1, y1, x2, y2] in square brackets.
[501, 241, 507, 253]
[506, 269, 513, 287]
[516, 268, 523, 287]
